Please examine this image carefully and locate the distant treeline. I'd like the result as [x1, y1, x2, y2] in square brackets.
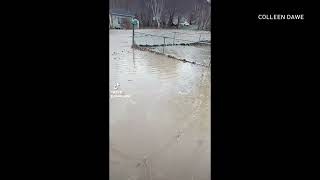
[109, 0, 211, 30]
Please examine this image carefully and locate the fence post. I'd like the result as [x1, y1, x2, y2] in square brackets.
[132, 24, 135, 46]
[163, 37, 166, 53]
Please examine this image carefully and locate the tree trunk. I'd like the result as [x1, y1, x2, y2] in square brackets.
[203, 7, 211, 30]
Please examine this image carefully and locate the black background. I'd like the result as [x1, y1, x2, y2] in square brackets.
[5, 0, 316, 179]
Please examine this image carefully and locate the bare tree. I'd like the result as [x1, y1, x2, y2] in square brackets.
[137, 3, 153, 28]
[166, 8, 176, 27]
[201, 0, 211, 30]
[163, 0, 178, 28]
[161, 12, 168, 27]
[188, 9, 195, 25]
[199, 5, 206, 29]
[109, 0, 209, 29]
[192, 0, 210, 30]
[193, 1, 201, 29]
[177, 14, 181, 29]
[203, 6, 211, 30]
[145, 0, 165, 28]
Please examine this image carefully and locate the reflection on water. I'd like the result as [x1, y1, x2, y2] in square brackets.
[110, 30, 210, 180]
[132, 48, 136, 70]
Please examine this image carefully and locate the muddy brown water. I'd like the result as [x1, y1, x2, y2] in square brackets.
[110, 30, 211, 180]
[149, 45, 211, 66]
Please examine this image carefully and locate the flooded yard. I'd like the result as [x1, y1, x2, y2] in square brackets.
[149, 45, 211, 66]
[134, 29, 211, 46]
[109, 29, 211, 180]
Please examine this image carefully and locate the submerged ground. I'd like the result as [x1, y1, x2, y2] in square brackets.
[110, 29, 211, 180]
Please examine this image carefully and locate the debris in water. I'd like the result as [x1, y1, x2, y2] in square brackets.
[176, 129, 184, 142]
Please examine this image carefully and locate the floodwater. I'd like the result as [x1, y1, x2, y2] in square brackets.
[134, 29, 211, 46]
[150, 45, 211, 66]
[110, 29, 211, 180]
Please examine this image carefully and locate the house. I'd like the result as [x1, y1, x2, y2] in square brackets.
[109, 8, 138, 29]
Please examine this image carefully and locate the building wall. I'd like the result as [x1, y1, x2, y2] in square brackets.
[111, 15, 120, 28]
[111, 15, 134, 29]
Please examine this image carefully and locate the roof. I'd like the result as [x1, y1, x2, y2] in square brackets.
[110, 8, 135, 18]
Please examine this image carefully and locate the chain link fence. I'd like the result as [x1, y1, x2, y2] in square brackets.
[131, 30, 211, 67]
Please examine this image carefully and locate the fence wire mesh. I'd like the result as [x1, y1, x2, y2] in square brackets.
[133, 31, 211, 46]
[132, 30, 211, 67]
